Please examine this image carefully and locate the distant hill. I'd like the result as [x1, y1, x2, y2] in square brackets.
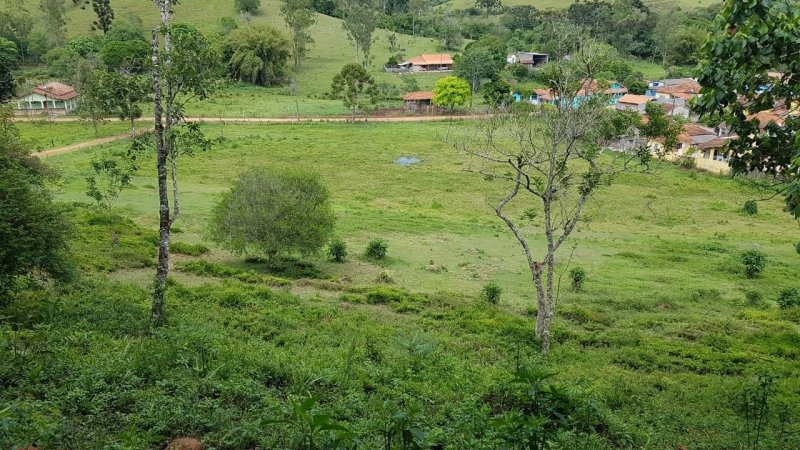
[444, 0, 719, 10]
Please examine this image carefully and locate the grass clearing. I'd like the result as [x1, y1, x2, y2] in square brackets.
[3, 119, 799, 448]
[16, 120, 134, 151]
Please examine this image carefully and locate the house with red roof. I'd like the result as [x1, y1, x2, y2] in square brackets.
[16, 82, 80, 116]
[402, 91, 435, 112]
[398, 54, 453, 72]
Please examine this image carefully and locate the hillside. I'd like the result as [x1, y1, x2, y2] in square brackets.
[444, 0, 720, 10]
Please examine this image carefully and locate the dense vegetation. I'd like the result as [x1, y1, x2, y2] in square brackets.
[1, 0, 799, 448]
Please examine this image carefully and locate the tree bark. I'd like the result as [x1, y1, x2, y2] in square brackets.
[151, 26, 169, 326]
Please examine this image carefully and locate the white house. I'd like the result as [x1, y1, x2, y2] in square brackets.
[15, 82, 80, 116]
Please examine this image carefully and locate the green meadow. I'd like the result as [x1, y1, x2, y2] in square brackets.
[3, 120, 795, 447]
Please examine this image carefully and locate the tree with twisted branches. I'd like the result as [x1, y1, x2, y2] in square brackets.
[451, 59, 670, 355]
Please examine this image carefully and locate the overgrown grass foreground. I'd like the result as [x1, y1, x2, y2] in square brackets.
[2, 121, 799, 448]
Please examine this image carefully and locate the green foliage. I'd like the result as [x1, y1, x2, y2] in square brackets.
[510, 63, 531, 82]
[224, 25, 291, 86]
[744, 290, 763, 306]
[170, 241, 211, 257]
[454, 37, 505, 92]
[569, 267, 586, 292]
[0, 37, 19, 101]
[280, 0, 316, 70]
[777, 288, 799, 309]
[235, 0, 261, 14]
[339, 0, 378, 66]
[91, 0, 114, 34]
[741, 249, 767, 279]
[209, 167, 336, 260]
[330, 63, 378, 119]
[481, 281, 502, 304]
[695, 0, 800, 218]
[0, 107, 72, 293]
[432, 76, 470, 111]
[327, 238, 347, 262]
[743, 200, 758, 215]
[482, 79, 512, 107]
[488, 370, 606, 450]
[364, 238, 388, 260]
[85, 156, 135, 211]
[179, 260, 291, 286]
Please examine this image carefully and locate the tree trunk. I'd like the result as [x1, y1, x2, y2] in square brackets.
[151, 26, 170, 327]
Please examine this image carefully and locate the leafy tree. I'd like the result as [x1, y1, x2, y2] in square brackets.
[209, 167, 336, 261]
[454, 47, 496, 94]
[0, 105, 71, 295]
[330, 63, 378, 121]
[280, 0, 316, 70]
[91, 0, 114, 34]
[0, 38, 18, 102]
[150, 2, 222, 325]
[39, 0, 66, 46]
[642, 101, 682, 153]
[235, 0, 260, 14]
[67, 35, 102, 56]
[224, 25, 291, 86]
[695, 0, 800, 219]
[82, 69, 150, 135]
[451, 58, 654, 355]
[475, 0, 501, 14]
[482, 79, 512, 107]
[340, 0, 377, 66]
[439, 16, 463, 51]
[408, 0, 431, 36]
[0, 8, 33, 63]
[85, 156, 135, 245]
[432, 76, 470, 111]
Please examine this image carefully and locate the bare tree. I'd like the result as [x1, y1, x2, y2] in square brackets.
[451, 63, 662, 355]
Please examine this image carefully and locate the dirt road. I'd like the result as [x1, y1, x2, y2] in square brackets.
[33, 114, 483, 158]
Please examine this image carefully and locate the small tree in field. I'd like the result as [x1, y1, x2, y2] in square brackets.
[452, 58, 668, 355]
[433, 76, 470, 112]
[330, 63, 378, 121]
[85, 156, 135, 246]
[209, 167, 336, 261]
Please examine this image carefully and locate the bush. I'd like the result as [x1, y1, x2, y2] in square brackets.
[328, 239, 347, 262]
[171, 241, 210, 256]
[796, 242, 800, 254]
[481, 281, 502, 304]
[777, 288, 800, 309]
[743, 200, 758, 215]
[365, 239, 388, 260]
[744, 290, 763, 306]
[235, 0, 260, 13]
[570, 267, 587, 292]
[741, 249, 766, 278]
[375, 270, 395, 284]
[208, 167, 336, 260]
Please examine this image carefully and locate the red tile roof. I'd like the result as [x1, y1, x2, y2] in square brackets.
[31, 82, 79, 101]
[402, 91, 434, 101]
[654, 81, 701, 97]
[406, 54, 453, 66]
[618, 94, 653, 105]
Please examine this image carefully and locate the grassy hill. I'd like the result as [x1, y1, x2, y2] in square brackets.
[2, 119, 797, 448]
[444, 0, 721, 10]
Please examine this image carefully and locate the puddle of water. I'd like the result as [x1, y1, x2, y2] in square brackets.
[394, 156, 421, 166]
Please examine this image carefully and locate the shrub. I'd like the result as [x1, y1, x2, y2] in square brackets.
[744, 290, 763, 306]
[741, 249, 766, 278]
[171, 241, 210, 256]
[375, 270, 395, 284]
[481, 281, 502, 304]
[328, 239, 347, 262]
[208, 167, 335, 260]
[743, 200, 758, 215]
[235, 0, 260, 13]
[796, 242, 800, 254]
[365, 239, 388, 260]
[777, 288, 800, 309]
[569, 267, 587, 292]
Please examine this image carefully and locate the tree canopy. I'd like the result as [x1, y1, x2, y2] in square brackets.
[695, 0, 800, 218]
[209, 167, 336, 260]
[0, 106, 72, 294]
[432, 76, 470, 111]
[330, 63, 378, 120]
[224, 25, 291, 86]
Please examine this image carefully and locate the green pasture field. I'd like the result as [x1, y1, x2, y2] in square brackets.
[3, 120, 798, 448]
[16, 120, 134, 151]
